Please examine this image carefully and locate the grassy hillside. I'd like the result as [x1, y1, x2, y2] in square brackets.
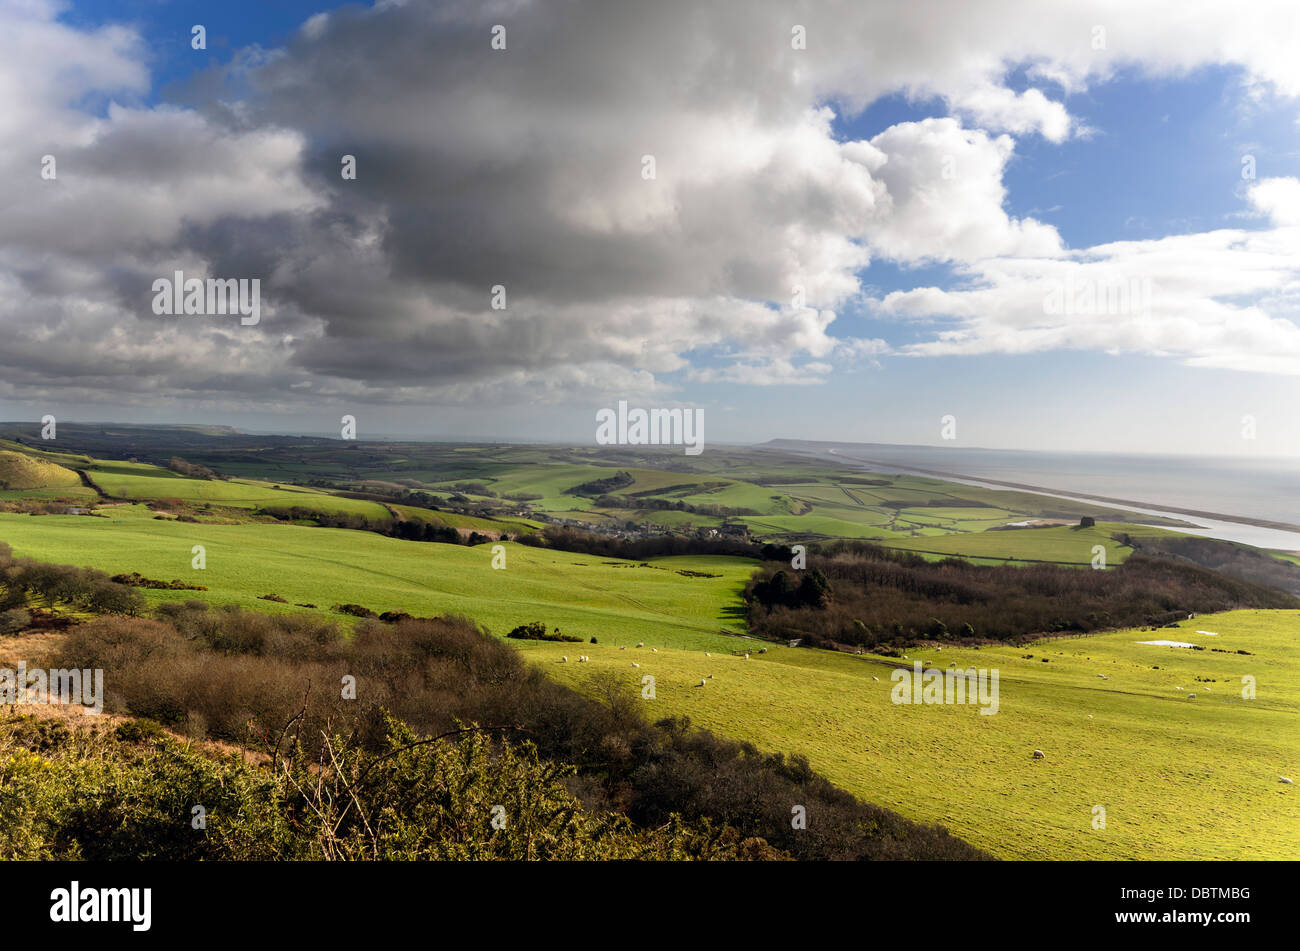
[876, 523, 1144, 565]
[520, 609, 1300, 860]
[0, 450, 82, 490]
[0, 507, 752, 649]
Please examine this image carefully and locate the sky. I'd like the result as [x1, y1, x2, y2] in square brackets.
[2, 0, 1300, 456]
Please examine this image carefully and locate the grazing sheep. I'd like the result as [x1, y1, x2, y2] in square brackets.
[1187, 693, 1196, 699]
[620, 646, 626, 650]
[1033, 750, 1046, 759]
[707, 674, 712, 679]
[1175, 686, 1183, 690]
[1281, 777, 1294, 785]
[744, 653, 750, 660]
[636, 642, 644, 648]
[949, 662, 956, 668]
[632, 662, 640, 668]
[1087, 714, 1093, 718]
[698, 679, 706, 687]
[705, 652, 711, 657]
[560, 656, 568, 663]
[872, 676, 880, 682]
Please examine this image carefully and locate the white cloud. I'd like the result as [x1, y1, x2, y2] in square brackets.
[878, 179, 1300, 372]
[2, 0, 1300, 415]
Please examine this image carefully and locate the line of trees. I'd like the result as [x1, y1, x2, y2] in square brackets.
[0, 541, 143, 617]
[517, 524, 792, 561]
[744, 539, 1299, 650]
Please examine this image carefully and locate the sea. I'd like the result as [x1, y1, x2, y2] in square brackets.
[769, 441, 1300, 552]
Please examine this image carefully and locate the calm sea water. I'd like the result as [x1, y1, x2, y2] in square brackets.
[785, 442, 1300, 550]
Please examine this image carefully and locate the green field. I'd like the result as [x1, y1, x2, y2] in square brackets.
[3, 504, 1297, 859]
[1, 431, 1295, 861]
[0, 507, 752, 650]
[520, 610, 1300, 860]
[876, 523, 1151, 565]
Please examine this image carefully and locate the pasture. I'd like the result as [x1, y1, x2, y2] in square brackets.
[520, 610, 1300, 860]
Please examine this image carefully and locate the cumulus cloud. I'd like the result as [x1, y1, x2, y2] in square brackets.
[2, 0, 1300, 416]
[878, 178, 1300, 372]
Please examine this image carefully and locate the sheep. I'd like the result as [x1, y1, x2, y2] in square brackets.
[744, 653, 750, 660]
[706, 674, 713, 679]
[1032, 750, 1046, 759]
[620, 646, 626, 650]
[705, 652, 711, 657]
[949, 662, 956, 668]
[1187, 693, 1196, 699]
[872, 676, 880, 682]
[1281, 777, 1294, 785]
[698, 679, 706, 687]
[631, 662, 640, 668]
[1087, 714, 1093, 718]
[560, 656, 568, 663]
[636, 642, 644, 648]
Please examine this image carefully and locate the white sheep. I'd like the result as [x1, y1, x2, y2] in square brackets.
[636, 642, 644, 648]
[560, 656, 568, 663]
[1281, 777, 1294, 785]
[620, 646, 626, 650]
[1033, 750, 1046, 759]
[632, 662, 640, 668]
[744, 653, 750, 660]
[872, 676, 880, 682]
[698, 679, 706, 687]
[705, 652, 711, 657]
[1187, 693, 1196, 699]
[651, 648, 658, 652]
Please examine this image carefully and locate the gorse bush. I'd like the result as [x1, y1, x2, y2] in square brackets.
[0, 714, 743, 860]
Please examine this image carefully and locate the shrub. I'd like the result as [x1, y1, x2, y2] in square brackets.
[0, 609, 30, 635]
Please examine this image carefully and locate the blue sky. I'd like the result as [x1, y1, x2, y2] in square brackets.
[4, 1, 1300, 456]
